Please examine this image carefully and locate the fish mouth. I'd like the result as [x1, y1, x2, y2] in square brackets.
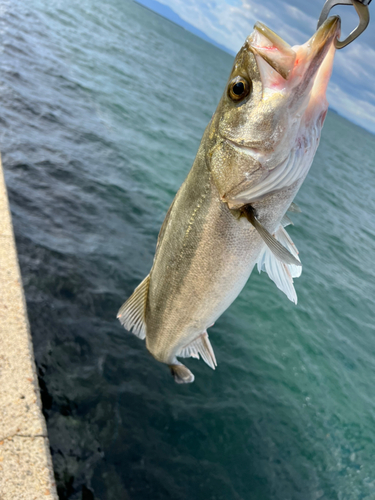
[300, 16, 340, 107]
[291, 16, 341, 82]
[248, 16, 340, 83]
[309, 16, 341, 55]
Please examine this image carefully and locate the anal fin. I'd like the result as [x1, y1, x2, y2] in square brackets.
[281, 214, 293, 227]
[178, 332, 217, 370]
[117, 274, 150, 340]
[288, 202, 301, 213]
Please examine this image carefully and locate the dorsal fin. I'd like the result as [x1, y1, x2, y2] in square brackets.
[117, 274, 150, 339]
[256, 225, 302, 304]
[178, 332, 217, 370]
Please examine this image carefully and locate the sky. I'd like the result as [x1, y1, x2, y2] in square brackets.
[156, 0, 375, 134]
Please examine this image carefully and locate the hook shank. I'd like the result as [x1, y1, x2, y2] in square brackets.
[317, 0, 370, 48]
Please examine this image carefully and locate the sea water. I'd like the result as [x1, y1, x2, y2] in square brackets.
[1, 0, 375, 498]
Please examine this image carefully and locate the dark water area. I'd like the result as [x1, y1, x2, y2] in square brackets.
[1, 0, 375, 499]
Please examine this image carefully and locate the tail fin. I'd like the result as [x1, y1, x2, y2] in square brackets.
[169, 364, 195, 384]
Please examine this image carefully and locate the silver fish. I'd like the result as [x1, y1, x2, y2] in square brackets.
[118, 17, 340, 383]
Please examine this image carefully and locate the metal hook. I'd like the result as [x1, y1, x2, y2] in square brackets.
[317, 0, 370, 48]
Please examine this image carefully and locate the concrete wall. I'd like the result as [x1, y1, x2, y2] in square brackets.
[0, 159, 58, 499]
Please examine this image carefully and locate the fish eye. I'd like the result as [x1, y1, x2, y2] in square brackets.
[228, 77, 250, 101]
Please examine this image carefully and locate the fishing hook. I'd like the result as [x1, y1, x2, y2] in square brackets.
[317, 0, 371, 48]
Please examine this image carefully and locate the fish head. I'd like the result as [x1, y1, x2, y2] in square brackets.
[208, 17, 341, 208]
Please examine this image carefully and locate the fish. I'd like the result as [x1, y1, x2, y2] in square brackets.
[118, 16, 341, 383]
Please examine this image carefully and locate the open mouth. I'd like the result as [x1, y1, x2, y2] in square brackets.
[309, 16, 341, 54]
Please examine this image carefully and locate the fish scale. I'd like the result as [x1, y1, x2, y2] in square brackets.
[118, 16, 341, 383]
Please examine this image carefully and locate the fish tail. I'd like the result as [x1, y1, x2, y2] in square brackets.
[169, 364, 195, 384]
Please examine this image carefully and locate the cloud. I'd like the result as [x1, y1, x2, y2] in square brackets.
[327, 83, 375, 132]
[156, 0, 375, 133]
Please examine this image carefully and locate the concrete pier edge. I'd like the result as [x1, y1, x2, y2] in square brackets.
[0, 157, 58, 499]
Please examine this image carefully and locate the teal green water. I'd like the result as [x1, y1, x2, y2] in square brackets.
[1, 0, 375, 498]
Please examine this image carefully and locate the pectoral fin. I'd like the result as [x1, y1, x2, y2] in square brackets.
[242, 205, 301, 267]
[256, 225, 302, 304]
[117, 274, 150, 340]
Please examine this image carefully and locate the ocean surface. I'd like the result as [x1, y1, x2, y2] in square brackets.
[1, 0, 375, 499]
